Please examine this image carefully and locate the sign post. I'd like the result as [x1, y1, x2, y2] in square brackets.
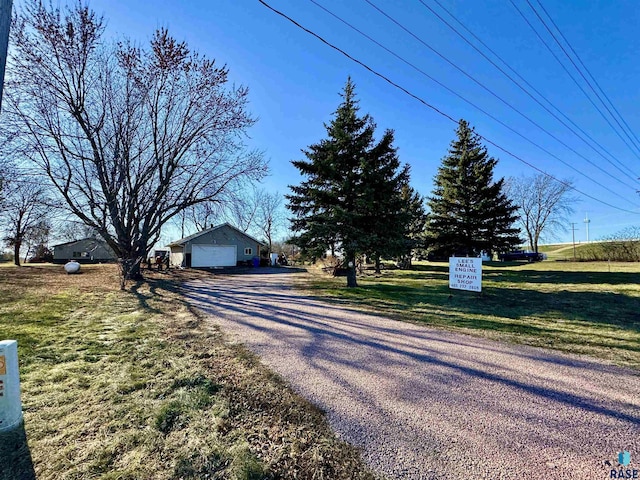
[0, 340, 23, 432]
[449, 257, 482, 292]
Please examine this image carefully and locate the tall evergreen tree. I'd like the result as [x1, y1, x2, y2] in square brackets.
[427, 120, 520, 258]
[287, 78, 409, 286]
[358, 136, 410, 274]
[396, 183, 427, 269]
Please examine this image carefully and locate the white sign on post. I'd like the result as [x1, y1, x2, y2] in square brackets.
[449, 257, 482, 292]
[0, 340, 23, 432]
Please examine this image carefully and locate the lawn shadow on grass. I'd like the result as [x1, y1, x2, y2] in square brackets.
[484, 268, 639, 286]
[0, 422, 36, 480]
[136, 273, 208, 327]
[314, 279, 640, 355]
[129, 276, 175, 314]
[400, 263, 639, 286]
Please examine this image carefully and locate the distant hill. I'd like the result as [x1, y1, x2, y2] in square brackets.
[533, 241, 639, 262]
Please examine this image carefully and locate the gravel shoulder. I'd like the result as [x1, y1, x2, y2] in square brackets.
[183, 268, 640, 480]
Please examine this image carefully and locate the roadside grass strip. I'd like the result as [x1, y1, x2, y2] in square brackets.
[0, 264, 378, 480]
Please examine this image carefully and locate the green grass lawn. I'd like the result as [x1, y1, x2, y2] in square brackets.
[0, 264, 377, 480]
[301, 260, 640, 370]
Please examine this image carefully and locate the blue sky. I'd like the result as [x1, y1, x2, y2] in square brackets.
[14, 0, 640, 243]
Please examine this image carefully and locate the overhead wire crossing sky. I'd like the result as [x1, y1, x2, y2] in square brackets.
[258, 0, 640, 215]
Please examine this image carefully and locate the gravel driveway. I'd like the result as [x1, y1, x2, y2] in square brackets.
[183, 268, 640, 480]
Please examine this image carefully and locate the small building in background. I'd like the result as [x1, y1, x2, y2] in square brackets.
[168, 223, 263, 268]
[51, 237, 117, 264]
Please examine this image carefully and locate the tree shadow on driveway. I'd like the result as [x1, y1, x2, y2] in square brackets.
[181, 272, 640, 477]
[182, 277, 640, 426]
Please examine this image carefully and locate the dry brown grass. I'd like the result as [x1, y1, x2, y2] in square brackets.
[0, 263, 378, 480]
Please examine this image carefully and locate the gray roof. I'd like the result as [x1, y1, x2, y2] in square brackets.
[167, 222, 264, 247]
[51, 237, 108, 248]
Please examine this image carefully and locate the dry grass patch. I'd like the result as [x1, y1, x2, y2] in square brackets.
[0, 264, 378, 480]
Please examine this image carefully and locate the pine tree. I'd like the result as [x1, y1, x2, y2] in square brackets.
[427, 120, 520, 258]
[287, 78, 409, 286]
[396, 183, 427, 269]
[357, 130, 410, 274]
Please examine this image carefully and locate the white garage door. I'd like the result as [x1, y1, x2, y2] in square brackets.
[191, 245, 237, 267]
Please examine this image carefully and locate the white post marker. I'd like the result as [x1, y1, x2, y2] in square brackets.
[449, 257, 482, 292]
[0, 340, 23, 432]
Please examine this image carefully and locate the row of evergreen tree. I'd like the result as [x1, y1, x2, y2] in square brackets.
[287, 79, 520, 287]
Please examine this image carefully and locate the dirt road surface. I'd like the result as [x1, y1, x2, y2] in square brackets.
[183, 269, 640, 480]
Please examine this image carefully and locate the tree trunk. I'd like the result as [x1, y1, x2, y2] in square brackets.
[346, 251, 357, 288]
[13, 241, 21, 266]
[529, 228, 539, 252]
[346, 267, 357, 287]
[528, 232, 535, 252]
[374, 255, 381, 274]
[128, 259, 144, 280]
[118, 256, 144, 290]
[398, 255, 412, 269]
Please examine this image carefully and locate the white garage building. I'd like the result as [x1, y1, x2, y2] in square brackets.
[168, 223, 263, 268]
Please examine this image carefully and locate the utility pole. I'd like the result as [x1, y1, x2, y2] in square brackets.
[0, 0, 12, 112]
[584, 213, 590, 243]
[570, 222, 577, 261]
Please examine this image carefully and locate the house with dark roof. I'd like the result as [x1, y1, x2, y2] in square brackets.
[168, 223, 263, 268]
[51, 237, 117, 264]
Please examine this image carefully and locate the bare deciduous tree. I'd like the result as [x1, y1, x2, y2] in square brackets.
[173, 200, 227, 238]
[254, 190, 284, 256]
[3, 1, 267, 287]
[0, 180, 49, 266]
[506, 174, 576, 253]
[22, 218, 52, 263]
[171, 189, 284, 258]
[55, 217, 98, 242]
[227, 189, 261, 234]
[0, 168, 6, 208]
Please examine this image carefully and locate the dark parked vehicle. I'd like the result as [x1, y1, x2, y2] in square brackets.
[498, 250, 545, 262]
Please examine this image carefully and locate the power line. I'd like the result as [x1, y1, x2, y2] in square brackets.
[526, 0, 640, 154]
[361, 0, 638, 192]
[307, 0, 639, 203]
[531, 0, 640, 153]
[257, 0, 640, 215]
[418, 0, 640, 181]
[365, 0, 640, 190]
[509, 0, 640, 163]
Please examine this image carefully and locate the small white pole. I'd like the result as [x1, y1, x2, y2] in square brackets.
[584, 213, 590, 243]
[0, 340, 24, 432]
